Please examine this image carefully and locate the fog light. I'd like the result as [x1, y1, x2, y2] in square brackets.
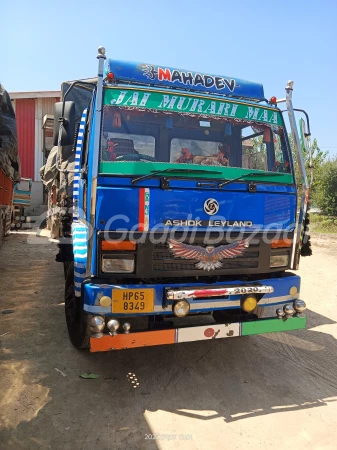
[173, 300, 190, 317]
[90, 316, 105, 338]
[294, 299, 306, 313]
[283, 304, 294, 316]
[123, 322, 131, 334]
[289, 286, 298, 296]
[99, 296, 112, 307]
[107, 319, 120, 335]
[241, 295, 257, 312]
[270, 255, 289, 268]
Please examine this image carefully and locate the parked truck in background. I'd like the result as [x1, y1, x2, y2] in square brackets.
[0, 84, 20, 246]
[42, 47, 312, 352]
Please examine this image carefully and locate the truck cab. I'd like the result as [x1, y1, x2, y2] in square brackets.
[53, 47, 310, 351]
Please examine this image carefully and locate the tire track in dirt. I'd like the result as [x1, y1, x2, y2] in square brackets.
[264, 331, 337, 390]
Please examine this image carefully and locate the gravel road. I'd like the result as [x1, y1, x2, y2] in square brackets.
[0, 232, 336, 450]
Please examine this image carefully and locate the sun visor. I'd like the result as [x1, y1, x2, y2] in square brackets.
[106, 60, 265, 102]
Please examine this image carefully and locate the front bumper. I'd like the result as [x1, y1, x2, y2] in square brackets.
[83, 273, 301, 317]
[90, 316, 306, 352]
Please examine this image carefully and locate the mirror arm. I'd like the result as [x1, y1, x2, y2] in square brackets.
[293, 108, 311, 137]
[281, 108, 311, 136]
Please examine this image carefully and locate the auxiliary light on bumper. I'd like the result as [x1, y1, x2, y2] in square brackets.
[173, 300, 190, 317]
[241, 295, 257, 312]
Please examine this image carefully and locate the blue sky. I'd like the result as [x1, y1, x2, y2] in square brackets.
[2, 0, 337, 156]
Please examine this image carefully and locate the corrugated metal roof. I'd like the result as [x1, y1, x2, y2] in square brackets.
[9, 91, 60, 99]
[16, 99, 35, 179]
[42, 97, 58, 116]
[34, 97, 59, 181]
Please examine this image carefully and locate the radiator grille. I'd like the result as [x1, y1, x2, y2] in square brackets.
[152, 238, 260, 273]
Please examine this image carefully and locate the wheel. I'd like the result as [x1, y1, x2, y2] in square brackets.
[63, 261, 70, 280]
[64, 262, 90, 349]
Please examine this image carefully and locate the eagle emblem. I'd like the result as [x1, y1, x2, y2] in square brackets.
[168, 238, 249, 272]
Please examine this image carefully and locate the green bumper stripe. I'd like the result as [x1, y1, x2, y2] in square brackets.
[241, 316, 306, 336]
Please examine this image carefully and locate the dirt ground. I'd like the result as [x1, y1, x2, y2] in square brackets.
[0, 231, 337, 450]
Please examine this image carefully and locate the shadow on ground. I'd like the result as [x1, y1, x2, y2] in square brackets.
[1, 234, 337, 449]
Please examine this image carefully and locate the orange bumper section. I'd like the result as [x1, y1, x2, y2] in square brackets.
[90, 329, 176, 352]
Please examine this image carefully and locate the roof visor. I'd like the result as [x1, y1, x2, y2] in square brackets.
[106, 60, 265, 102]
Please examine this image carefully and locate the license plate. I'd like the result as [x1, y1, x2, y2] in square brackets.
[112, 289, 154, 313]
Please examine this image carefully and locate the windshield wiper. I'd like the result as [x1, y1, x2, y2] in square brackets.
[218, 172, 285, 188]
[131, 168, 221, 185]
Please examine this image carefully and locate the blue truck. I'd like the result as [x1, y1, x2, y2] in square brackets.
[52, 47, 311, 352]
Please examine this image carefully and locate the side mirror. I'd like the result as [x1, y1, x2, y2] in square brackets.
[53, 101, 76, 146]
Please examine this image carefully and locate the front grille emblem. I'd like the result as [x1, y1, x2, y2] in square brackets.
[204, 198, 219, 215]
[168, 239, 249, 271]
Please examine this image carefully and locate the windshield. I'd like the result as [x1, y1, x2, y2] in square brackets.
[101, 91, 291, 174]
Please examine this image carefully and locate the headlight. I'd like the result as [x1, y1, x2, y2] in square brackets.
[270, 254, 289, 268]
[102, 256, 135, 273]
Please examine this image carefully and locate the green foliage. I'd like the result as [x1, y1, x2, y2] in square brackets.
[250, 135, 267, 171]
[247, 132, 335, 217]
[308, 138, 328, 170]
[289, 135, 327, 188]
[311, 158, 337, 216]
[288, 135, 331, 213]
[310, 213, 337, 233]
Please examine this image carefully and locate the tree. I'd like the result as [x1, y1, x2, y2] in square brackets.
[311, 158, 337, 216]
[289, 135, 327, 199]
[249, 135, 267, 170]
[307, 138, 328, 170]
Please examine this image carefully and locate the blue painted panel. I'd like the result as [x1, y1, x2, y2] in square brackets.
[96, 186, 139, 229]
[107, 59, 265, 101]
[95, 183, 296, 231]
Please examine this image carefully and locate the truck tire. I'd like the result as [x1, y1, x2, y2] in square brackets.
[63, 261, 70, 280]
[64, 262, 90, 349]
